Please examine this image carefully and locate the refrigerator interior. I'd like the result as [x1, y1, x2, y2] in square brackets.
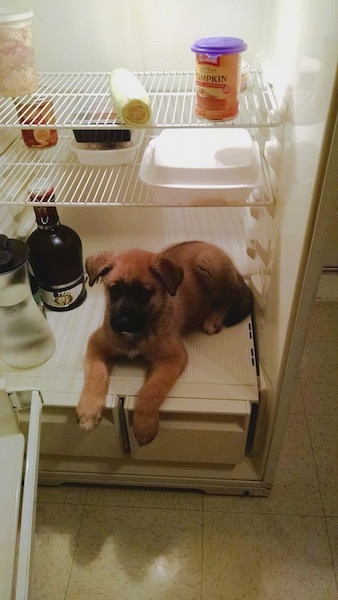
[1, 2, 337, 596]
[0, 0, 337, 489]
[3, 206, 261, 484]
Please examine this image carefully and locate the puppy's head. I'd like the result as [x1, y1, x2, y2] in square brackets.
[86, 248, 183, 334]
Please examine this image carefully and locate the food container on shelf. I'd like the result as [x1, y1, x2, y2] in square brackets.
[16, 97, 58, 148]
[139, 128, 262, 206]
[0, 10, 38, 97]
[240, 61, 250, 92]
[191, 36, 247, 121]
[70, 128, 145, 166]
[72, 110, 131, 143]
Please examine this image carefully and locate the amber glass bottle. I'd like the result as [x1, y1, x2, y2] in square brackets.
[26, 179, 86, 311]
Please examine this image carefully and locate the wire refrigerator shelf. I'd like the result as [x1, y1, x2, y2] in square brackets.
[0, 70, 281, 129]
[0, 133, 274, 207]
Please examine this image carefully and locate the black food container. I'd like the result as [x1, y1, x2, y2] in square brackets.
[72, 112, 131, 143]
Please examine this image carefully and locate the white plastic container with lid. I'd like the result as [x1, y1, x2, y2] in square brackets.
[0, 10, 38, 97]
[70, 128, 145, 166]
[139, 128, 262, 206]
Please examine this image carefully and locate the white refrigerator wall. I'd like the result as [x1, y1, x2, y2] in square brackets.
[21, 0, 270, 72]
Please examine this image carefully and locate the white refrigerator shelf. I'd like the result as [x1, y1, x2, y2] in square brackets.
[1, 282, 258, 406]
[0, 70, 281, 130]
[0, 133, 274, 207]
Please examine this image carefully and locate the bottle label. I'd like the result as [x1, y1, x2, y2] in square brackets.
[39, 276, 84, 309]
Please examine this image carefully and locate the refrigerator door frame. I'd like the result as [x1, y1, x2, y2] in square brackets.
[0, 385, 43, 600]
[0, 384, 25, 600]
[263, 74, 338, 485]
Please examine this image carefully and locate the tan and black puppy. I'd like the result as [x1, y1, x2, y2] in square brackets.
[76, 241, 252, 446]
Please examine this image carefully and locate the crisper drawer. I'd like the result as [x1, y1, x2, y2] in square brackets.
[18, 394, 124, 458]
[124, 396, 252, 465]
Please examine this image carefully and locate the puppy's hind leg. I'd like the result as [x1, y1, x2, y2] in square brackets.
[196, 249, 252, 330]
[202, 277, 252, 332]
[76, 327, 113, 432]
[203, 305, 230, 334]
[224, 276, 252, 327]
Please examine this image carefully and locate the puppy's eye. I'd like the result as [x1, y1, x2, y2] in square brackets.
[109, 281, 125, 300]
[133, 287, 151, 303]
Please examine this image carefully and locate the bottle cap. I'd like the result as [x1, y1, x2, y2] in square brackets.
[0, 234, 28, 273]
[28, 178, 54, 201]
[0, 11, 34, 25]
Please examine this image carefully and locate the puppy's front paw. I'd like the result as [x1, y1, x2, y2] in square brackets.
[76, 399, 103, 432]
[133, 410, 159, 446]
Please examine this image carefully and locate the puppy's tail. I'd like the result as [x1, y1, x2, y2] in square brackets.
[225, 278, 253, 327]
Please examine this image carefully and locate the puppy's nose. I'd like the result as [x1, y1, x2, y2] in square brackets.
[110, 313, 145, 334]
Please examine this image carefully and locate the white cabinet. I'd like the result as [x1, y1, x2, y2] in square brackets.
[125, 396, 252, 465]
[18, 395, 125, 459]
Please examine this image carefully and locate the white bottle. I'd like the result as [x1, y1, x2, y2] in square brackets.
[0, 235, 56, 369]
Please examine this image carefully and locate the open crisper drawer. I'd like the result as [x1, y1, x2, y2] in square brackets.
[17, 395, 125, 459]
[125, 397, 252, 464]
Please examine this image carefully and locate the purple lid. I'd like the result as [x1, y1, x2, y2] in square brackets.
[191, 37, 247, 56]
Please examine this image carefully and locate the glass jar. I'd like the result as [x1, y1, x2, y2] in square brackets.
[0, 234, 56, 368]
[16, 97, 58, 148]
[0, 10, 38, 97]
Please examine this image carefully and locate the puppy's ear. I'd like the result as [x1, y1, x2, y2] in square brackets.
[150, 257, 184, 296]
[85, 251, 115, 287]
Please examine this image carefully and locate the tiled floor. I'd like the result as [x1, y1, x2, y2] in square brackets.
[30, 301, 338, 600]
